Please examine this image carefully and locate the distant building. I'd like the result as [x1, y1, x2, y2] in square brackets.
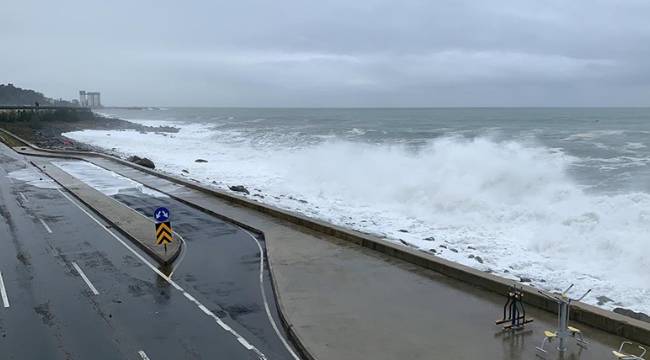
[79, 90, 102, 108]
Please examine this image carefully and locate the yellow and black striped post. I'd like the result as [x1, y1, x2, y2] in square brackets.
[155, 221, 173, 253]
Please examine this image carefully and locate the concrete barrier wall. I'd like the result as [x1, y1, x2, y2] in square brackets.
[2, 127, 649, 344]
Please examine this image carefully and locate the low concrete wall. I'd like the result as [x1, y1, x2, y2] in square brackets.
[2, 127, 649, 345]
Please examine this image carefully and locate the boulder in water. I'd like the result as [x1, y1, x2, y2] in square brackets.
[229, 185, 249, 194]
[195, 159, 208, 163]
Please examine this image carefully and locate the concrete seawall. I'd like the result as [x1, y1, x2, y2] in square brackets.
[2, 127, 649, 346]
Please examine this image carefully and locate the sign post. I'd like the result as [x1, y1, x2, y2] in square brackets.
[153, 207, 173, 253]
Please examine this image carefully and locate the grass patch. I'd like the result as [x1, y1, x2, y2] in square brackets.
[0, 131, 25, 147]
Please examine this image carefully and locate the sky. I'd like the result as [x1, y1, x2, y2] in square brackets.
[2, 0, 650, 107]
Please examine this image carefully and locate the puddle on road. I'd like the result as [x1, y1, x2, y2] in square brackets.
[7, 168, 60, 189]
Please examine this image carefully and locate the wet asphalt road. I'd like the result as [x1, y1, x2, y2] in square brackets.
[0, 145, 297, 359]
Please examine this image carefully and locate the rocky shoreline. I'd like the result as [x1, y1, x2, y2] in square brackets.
[0, 109, 178, 152]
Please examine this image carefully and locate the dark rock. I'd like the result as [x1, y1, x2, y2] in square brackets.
[181, 169, 189, 174]
[399, 239, 417, 248]
[423, 236, 435, 241]
[439, 245, 447, 249]
[613, 308, 650, 323]
[467, 246, 476, 250]
[519, 277, 532, 283]
[126, 155, 155, 169]
[398, 229, 409, 233]
[474, 256, 484, 264]
[597, 296, 614, 306]
[427, 248, 437, 254]
[449, 248, 458, 253]
[195, 159, 208, 163]
[138, 158, 155, 169]
[229, 185, 250, 194]
[253, 194, 265, 198]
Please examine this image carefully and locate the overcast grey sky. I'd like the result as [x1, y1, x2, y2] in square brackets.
[2, 0, 650, 106]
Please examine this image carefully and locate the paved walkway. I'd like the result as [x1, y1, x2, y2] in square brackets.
[17, 148, 639, 359]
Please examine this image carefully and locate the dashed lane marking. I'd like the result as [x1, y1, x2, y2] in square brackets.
[72, 262, 100, 295]
[38, 217, 52, 233]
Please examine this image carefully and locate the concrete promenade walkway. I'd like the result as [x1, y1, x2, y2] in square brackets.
[13, 147, 642, 359]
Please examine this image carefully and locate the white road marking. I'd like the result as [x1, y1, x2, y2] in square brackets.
[0, 271, 10, 308]
[168, 234, 187, 278]
[19, 192, 28, 202]
[238, 337, 254, 350]
[72, 262, 100, 295]
[38, 217, 53, 233]
[198, 303, 212, 316]
[137, 350, 151, 360]
[57, 189, 268, 359]
[244, 229, 302, 360]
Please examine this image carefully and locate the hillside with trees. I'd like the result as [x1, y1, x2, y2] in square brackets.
[0, 83, 75, 106]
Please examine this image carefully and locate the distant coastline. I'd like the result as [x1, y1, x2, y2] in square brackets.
[0, 108, 176, 151]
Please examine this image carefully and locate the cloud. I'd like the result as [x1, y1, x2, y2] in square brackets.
[1, 0, 649, 106]
[150, 49, 618, 88]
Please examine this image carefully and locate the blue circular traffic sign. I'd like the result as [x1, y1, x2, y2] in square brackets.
[154, 207, 170, 222]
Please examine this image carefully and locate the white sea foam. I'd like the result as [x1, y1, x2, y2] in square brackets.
[625, 142, 647, 150]
[64, 125, 650, 313]
[562, 130, 626, 141]
[52, 160, 168, 198]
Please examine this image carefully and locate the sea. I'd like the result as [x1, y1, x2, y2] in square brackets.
[63, 107, 650, 314]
